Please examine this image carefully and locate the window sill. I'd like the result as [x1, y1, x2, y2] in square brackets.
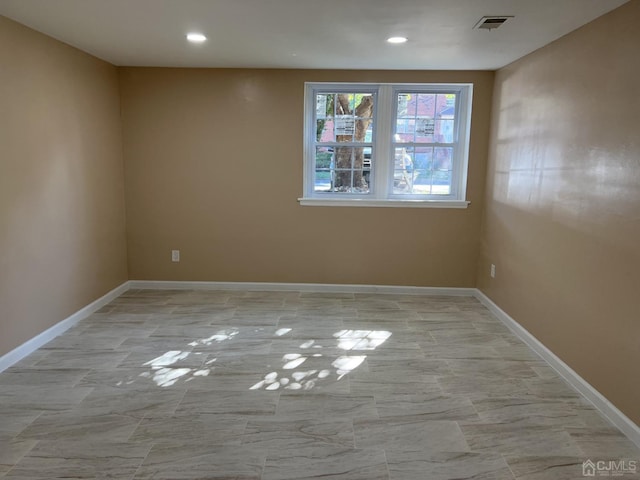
[298, 198, 470, 209]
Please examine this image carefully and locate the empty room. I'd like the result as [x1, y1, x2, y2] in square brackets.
[1, 0, 639, 478]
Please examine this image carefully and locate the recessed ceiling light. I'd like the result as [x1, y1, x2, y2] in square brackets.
[186, 32, 207, 43]
[387, 36, 408, 44]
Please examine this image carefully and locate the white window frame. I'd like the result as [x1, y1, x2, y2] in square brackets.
[300, 82, 473, 208]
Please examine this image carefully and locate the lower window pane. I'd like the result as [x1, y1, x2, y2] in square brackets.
[333, 170, 354, 192]
[411, 147, 433, 194]
[393, 146, 452, 195]
[314, 170, 332, 192]
[393, 147, 416, 194]
[433, 147, 453, 195]
[314, 147, 334, 192]
[314, 146, 371, 194]
[432, 170, 452, 195]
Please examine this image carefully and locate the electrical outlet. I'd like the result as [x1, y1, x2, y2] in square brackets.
[171, 250, 180, 262]
[490, 264, 496, 278]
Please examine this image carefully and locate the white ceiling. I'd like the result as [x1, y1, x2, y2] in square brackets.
[0, 0, 628, 70]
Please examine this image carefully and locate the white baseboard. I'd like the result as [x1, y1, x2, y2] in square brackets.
[474, 289, 640, 449]
[129, 280, 477, 297]
[0, 281, 131, 373]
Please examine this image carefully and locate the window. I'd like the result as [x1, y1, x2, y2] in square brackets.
[300, 83, 473, 208]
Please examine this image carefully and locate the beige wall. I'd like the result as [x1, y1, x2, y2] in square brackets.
[478, 1, 640, 424]
[120, 68, 493, 286]
[0, 16, 128, 356]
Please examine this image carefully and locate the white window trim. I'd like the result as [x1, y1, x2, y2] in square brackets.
[299, 82, 473, 208]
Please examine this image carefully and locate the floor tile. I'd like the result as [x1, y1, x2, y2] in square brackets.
[0, 386, 93, 411]
[32, 350, 129, 370]
[176, 389, 279, 415]
[15, 410, 141, 442]
[0, 368, 90, 387]
[472, 396, 598, 427]
[133, 444, 265, 480]
[386, 450, 514, 480]
[39, 334, 127, 351]
[6, 441, 150, 479]
[276, 393, 378, 420]
[460, 423, 583, 456]
[0, 438, 38, 476]
[353, 417, 469, 450]
[364, 357, 450, 376]
[243, 418, 355, 449]
[72, 385, 186, 418]
[0, 409, 42, 436]
[446, 359, 538, 378]
[524, 377, 583, 400]
[127, 413, 246, 446]
[117, 350, 207, 370]
[422, 344, 504, 360]
[374, 393, 479, 421]
[505, 456, 601, 480]
[263, 446, 388, 480]
[567, 426, 640, 457]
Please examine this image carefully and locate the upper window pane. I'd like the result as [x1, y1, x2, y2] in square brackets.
[394, 92, 457, 145]
[315, 93, 374, 144]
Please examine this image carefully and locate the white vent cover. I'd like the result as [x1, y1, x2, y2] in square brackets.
[473, 16, 514, 30]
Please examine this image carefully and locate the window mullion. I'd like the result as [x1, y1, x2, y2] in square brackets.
[451, 92, 462, 198]
[304, 83, 315, 198]
[373, 85, 393, 199]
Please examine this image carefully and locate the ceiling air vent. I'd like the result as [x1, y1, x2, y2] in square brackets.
[473, 16, 513, 30]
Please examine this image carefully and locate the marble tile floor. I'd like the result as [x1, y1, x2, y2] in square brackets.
[0, 289, 638, 479]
